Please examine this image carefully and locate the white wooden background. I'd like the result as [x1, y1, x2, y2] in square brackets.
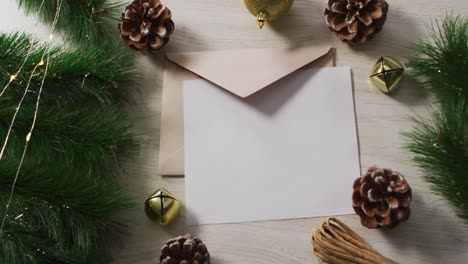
[2, 0, 468, 263]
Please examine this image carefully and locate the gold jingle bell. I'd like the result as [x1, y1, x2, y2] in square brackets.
[145, 188, 180, 226]
[370, 56, 405, 93]
[243, 0, 295, 29]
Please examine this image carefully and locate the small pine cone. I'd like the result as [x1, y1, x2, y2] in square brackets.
[159, 234, 210, 264]
[324, 0, 389, 43]
[352, 167, 412, 229]
[119, 0, 175, 54]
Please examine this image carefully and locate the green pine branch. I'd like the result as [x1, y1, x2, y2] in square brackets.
[0, 33, 139, 180]
[17, 0, 125, 44]
[0, 32, 139, 263]
[0, 101, 138, 180]
[407, 16, 468, 105]
[0, 160, 132, 264]
[405, 15, 468, 223]
[0, 33, 136, 112]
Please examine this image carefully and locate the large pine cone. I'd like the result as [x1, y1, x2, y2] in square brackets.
[352, 167, 411, 229]
[119, 0, 175, 54]
[160, 234, 210, 264]
[324, 0, 389, 43]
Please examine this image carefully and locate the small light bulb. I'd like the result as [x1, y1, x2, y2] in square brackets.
[38, 60, 44, 66]
[49, 34, 54, 41]
[9, 74, 17, 82]
[26, 132, 32, 142]
[14, 213, 24, 220]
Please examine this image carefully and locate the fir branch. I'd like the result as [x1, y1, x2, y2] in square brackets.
[0, 31, 139, 263]
[0, 33, 136, 111]
[405, 15, 468, 223]
[0, 160, 132, 264]
[0, 100, 139, 180]
[16, 0, 125, 44]
[407, 16, 468, 105]
[404, 102, 468, 220]
[0, 33, 139, 179]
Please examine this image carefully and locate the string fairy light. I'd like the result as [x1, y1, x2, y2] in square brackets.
[0, 0, 46, 98]
[0, 0, 47, 158]
[0, 0, 62, 234]
[81, 73, 90, 88]
[0, 56, 46, 160]
[0, 0, 61, 160]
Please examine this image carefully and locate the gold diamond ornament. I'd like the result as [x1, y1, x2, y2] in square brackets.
[370, 56, 404, 93]
[144, 188, 181, 226]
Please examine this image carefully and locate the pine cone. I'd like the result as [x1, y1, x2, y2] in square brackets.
[160, 234, 210, 264]
[119, 0, 175, 54]
[352, 167, 411, 229]
[324, 0, 389, 43]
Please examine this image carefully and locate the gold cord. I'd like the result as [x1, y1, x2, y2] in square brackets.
[311, 217, 398, 264]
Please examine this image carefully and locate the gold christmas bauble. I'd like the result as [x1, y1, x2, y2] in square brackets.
[244, 0, 295, 28]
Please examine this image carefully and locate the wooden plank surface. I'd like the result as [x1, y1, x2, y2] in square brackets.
[2, 0, 468, 263]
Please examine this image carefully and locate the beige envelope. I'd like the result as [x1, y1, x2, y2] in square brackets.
[159, 45, 334, 176]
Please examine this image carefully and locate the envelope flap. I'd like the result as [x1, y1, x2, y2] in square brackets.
[166, 45, 332, 98]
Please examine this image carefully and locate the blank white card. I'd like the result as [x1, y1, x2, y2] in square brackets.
[184, 67, 360, 225]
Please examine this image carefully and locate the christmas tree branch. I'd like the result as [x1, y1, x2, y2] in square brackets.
[0, 161, 132, 264]
[0, 33, 139, 180]
[0, 33, 136, 112]
[0, 101, 139, 180]
[17, 0, 124, 44]
[405, 15, 468, 223]
[0, 31, 139, 262]
[407, 16, 468, 105]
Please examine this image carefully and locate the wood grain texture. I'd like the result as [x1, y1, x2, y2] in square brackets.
[1, 0, 468, 263]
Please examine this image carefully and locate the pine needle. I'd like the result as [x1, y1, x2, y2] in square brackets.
[405, 15, 468, 223]
[0, 33, 137, 112]
[0, 32, 139, 263]
[0, 102, 139, 180]
[0, 160, 133, 264]
[17, 0, 125, 44]
[0, 33, 139, 180]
